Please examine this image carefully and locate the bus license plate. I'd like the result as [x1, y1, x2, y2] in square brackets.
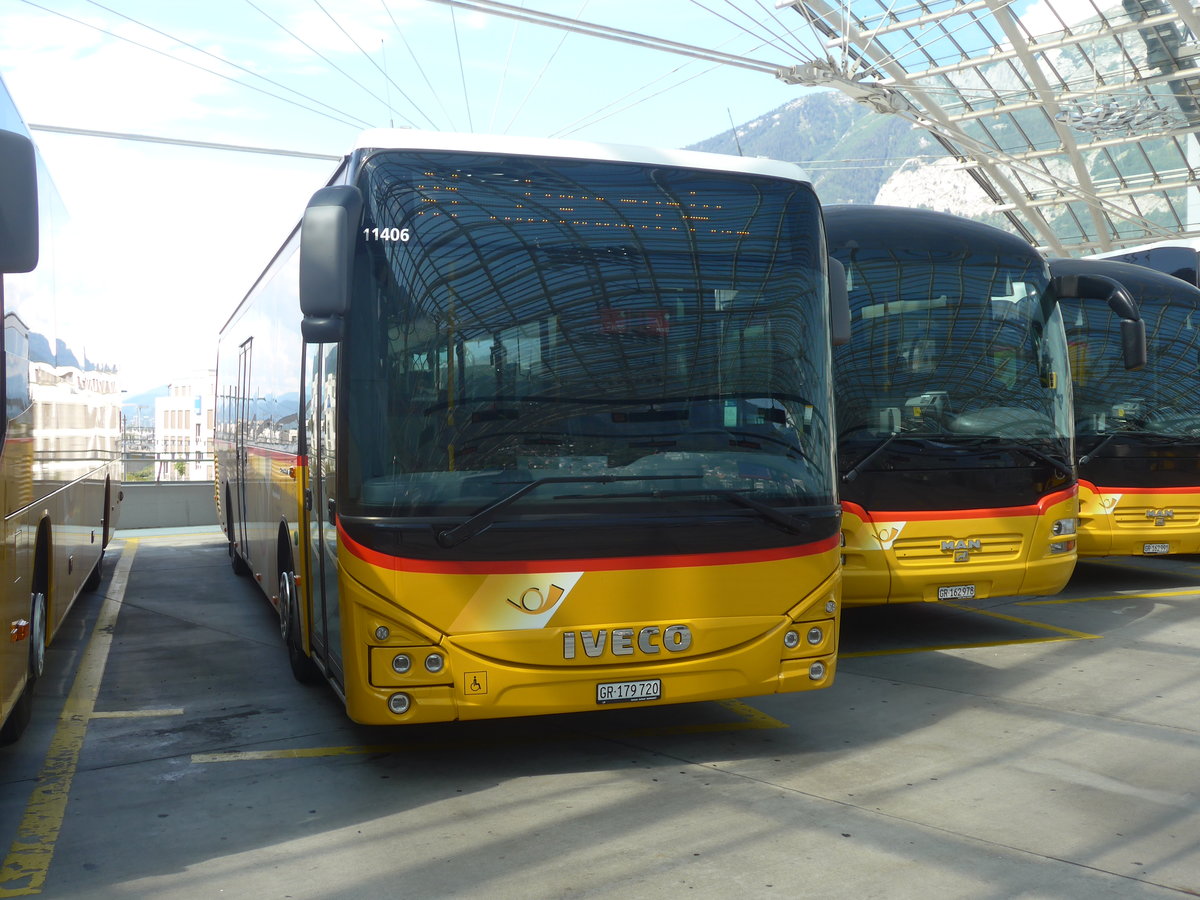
[596, 678, 661, 705]
[937, 584, 976, 600]
[1143, 543, 1170, 554]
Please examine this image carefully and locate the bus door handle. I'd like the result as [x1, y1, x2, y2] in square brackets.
[304, 489, 313, 511]
[327, 497, 336, 525]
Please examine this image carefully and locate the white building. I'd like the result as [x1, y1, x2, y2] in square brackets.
[154, 370, 216, 482]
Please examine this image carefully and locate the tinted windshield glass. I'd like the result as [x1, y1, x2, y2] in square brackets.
[1063, 295, 1200, 437]
[834, 249, 1070, 445]
[342, 151, 834, 517]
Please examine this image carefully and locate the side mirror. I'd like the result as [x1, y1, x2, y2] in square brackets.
[827, 256, 850, 346]
[1051, 272, 1146, 371]
[1120, 318, 1147, 372]
[0, 128, 38, 274]
[299, 185, 363, 341]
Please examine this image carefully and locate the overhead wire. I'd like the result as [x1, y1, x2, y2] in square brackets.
[381, 0, 460, 131]
[16, 0, 370, 130]
[447, 1, 475, 132]
[503, 0, 591, 134]
[310, 0, 438, 129]
[487, 13, 523, 132]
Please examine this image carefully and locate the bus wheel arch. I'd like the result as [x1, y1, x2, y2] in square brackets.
[82, 478, 110, 592]
[3, 523, 51, 744]
[278, 528, 322, 685]
[226, 483, 250, 576]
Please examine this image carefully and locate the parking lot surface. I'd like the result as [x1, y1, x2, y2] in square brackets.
[1, 527, 1197, 898]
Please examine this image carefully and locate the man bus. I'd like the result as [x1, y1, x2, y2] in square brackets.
[215, 130, 849, 725]
[0, 76, 122, 743]
[1052, 256, 1200, 556]
[827, 205, 1143, 606]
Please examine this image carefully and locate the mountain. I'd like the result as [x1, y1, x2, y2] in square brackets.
[688, 89, 944, 206]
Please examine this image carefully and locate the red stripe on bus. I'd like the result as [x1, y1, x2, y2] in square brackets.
[338, 521, 839, 574]
[1079, 479, 1200, 495]
[841, 485, 1077, 524]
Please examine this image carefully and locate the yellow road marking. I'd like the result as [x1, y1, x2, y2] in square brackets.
[941, 602, 1100, 640]
[0, 541, 138, 897]
[841, 602, 1100, 658]
[1020, 588, 1200, 606]
[192, 699, 786, 763]
[89, 709, 184, 719]
[841, 634, 1087, 659]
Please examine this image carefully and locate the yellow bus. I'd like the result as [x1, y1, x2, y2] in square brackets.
[826, 206, 1143, 606]
[0, 77, 123, 743]
[1052, 256, 1200, 556]
[215, 130, 848, 725]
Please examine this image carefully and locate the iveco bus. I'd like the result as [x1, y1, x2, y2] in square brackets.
[827, 206, 1142, 606]
[0, 76, 122, 743]
[1052, 256, 1200, 556]
[215, 130, 848, 725]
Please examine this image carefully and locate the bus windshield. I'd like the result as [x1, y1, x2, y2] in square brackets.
[1063, 295, 1200, 438]
[341, 151, 834, 518]
[836, 250, 1071, 449]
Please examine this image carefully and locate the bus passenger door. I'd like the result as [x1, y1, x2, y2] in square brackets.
[305, 342, 343, 686]
[234, 338, 252, 555]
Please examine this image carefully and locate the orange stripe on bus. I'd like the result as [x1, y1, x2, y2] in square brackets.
[338, 521, 839, 575]
[842, 485, 1077, 524]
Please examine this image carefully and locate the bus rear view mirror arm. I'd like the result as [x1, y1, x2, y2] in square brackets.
[1052, 272, 1147, 371]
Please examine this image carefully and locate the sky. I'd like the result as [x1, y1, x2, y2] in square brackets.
[0, 0, 840, 394]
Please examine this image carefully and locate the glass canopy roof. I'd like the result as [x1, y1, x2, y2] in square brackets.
[777, 0, 1200, 255]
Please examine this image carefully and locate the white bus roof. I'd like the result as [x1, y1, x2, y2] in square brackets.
[350, 128, 813, 185]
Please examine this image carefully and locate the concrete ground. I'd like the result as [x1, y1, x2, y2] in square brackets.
[0, 526, 1197, 899]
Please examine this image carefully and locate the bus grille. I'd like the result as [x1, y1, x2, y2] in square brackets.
[891, 532, 1023, 567]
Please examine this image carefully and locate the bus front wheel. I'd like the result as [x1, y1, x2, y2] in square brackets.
[0, 591, 47, 745]
[279, 570, 321, 685]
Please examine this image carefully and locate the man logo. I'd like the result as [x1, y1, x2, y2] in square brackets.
[942, 538, 981, 561]
[1146, 509, 1175, 527]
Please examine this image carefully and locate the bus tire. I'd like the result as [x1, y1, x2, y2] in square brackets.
[279, 570, 322, 685]
[229, 541, 250, 577]
[0, 591, 47, 746]
[83, 553, 103, 592]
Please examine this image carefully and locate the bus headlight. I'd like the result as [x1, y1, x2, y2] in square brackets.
[1049, 540, 1075, 554]
[1051, 518, 1077, 536]
[388, 692, 411, 714]
[391, 653, 412, 674]
[825, 598, 837, 614]
[783, 629, 800, 649]
[425, 652, 445, 673]
[807, 626, 823, 645]
[808, 661, 826, 680]
[374, 625, 390, 641]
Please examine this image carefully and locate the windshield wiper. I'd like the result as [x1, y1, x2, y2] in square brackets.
[842, 432, 908, 483]
[1078, 432, 1119, 465]
[437, 474, 696, 548]
[656, 488, 810, 534]
[997, 442, 1075, 479]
